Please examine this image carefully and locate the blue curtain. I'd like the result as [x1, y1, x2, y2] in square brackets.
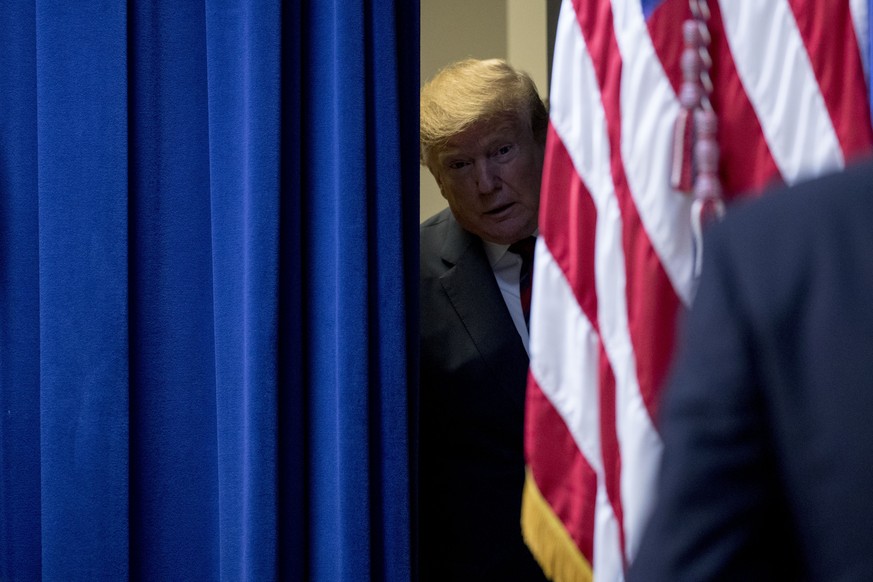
[0, 0, 418, 579]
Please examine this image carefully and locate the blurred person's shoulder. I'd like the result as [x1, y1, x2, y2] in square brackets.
[697, 160, 873, 321]
[713, 160, 873, 246]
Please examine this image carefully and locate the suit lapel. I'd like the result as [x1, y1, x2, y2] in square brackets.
[438, 219, 530, 408]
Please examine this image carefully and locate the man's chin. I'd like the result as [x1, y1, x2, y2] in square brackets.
[482, 223, 536, 245]
[455, 211, 535, 245]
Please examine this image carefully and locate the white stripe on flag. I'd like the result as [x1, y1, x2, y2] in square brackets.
[530, 242, 602, 479]
[612, 0, 695, 307]
[537, 7, 627, 580]
[530, 237, 626, 581]
[549, 0, 612, 203]
[719, 0, 844, 183]
[610, 0, 676, 561]
[543, 0, 668, 576]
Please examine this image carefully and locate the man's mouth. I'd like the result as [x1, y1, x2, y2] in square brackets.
[485, 202, 514, 216]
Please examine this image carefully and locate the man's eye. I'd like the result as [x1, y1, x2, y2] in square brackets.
[495, 144, 514, 157]
[448, 160, 469, 170]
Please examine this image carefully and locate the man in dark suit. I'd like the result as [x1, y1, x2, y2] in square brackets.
[418, 59, 549, 580]
[630, 161, 873, 581]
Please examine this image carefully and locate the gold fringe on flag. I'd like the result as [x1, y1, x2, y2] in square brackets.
[521, 468, 593, 582]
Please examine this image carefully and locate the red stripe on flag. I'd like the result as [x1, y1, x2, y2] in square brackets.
[597, 343, 625, 567]
[626, 243, 681, 421]
[539, 123, 599, 328]
[525, 376, 597, 563]
[571, 0, 678, 423]
[645, 0, 690, 95]
[709, 1, 784, 195]
[569, 0, 628, 559]
[786, 0, 873, 162]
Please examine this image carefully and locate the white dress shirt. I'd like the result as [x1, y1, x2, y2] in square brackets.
[482, 236, 535, 355]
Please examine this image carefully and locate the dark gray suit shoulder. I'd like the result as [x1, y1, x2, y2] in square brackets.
[419, 207, 453, 265]
[420, 207, 479, 279]
[711, 161, 873, 257]
[700, 160, 873, 328]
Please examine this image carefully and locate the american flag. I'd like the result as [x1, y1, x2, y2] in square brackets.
[522, 1, 873, 580]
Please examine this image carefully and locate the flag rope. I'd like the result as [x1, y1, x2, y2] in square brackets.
[673, 0, 725, 277]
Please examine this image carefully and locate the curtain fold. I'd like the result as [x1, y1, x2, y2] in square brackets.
[0, 0, 418, 579]
[205, 3, 282, 580]
[36, 1, 130, 577]
[0, 2, 40, 580]
[128, 0, 218, 578]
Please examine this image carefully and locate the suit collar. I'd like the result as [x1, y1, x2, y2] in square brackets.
[439, 213, 478, 266]
[437, 213, 530, 406]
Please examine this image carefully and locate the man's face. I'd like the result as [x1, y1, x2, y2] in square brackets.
[431, 117, 544, 245]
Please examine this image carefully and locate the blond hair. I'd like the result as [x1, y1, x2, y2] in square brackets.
[420, 58, 548, 167]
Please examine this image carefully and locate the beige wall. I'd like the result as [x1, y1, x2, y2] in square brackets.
[419, 0, 549, 223]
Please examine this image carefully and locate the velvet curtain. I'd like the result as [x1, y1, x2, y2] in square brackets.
[0, 0, 418, 579]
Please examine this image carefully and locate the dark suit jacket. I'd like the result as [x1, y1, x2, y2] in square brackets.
[419, 208, 546, 581]
[630, 161, 873, 581]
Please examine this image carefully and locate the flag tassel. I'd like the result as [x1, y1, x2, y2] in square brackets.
[521, 470, 593, 582]
[670, 107, 695, 192]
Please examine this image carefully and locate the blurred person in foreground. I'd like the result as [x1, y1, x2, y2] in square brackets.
[630, 161, 873, 581]
[418, 58, 549, 580]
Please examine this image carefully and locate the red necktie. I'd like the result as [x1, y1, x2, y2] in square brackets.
[509, 236, 536, 329]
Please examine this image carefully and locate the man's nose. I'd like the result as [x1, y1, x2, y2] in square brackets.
[475, 159, 499, 193]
